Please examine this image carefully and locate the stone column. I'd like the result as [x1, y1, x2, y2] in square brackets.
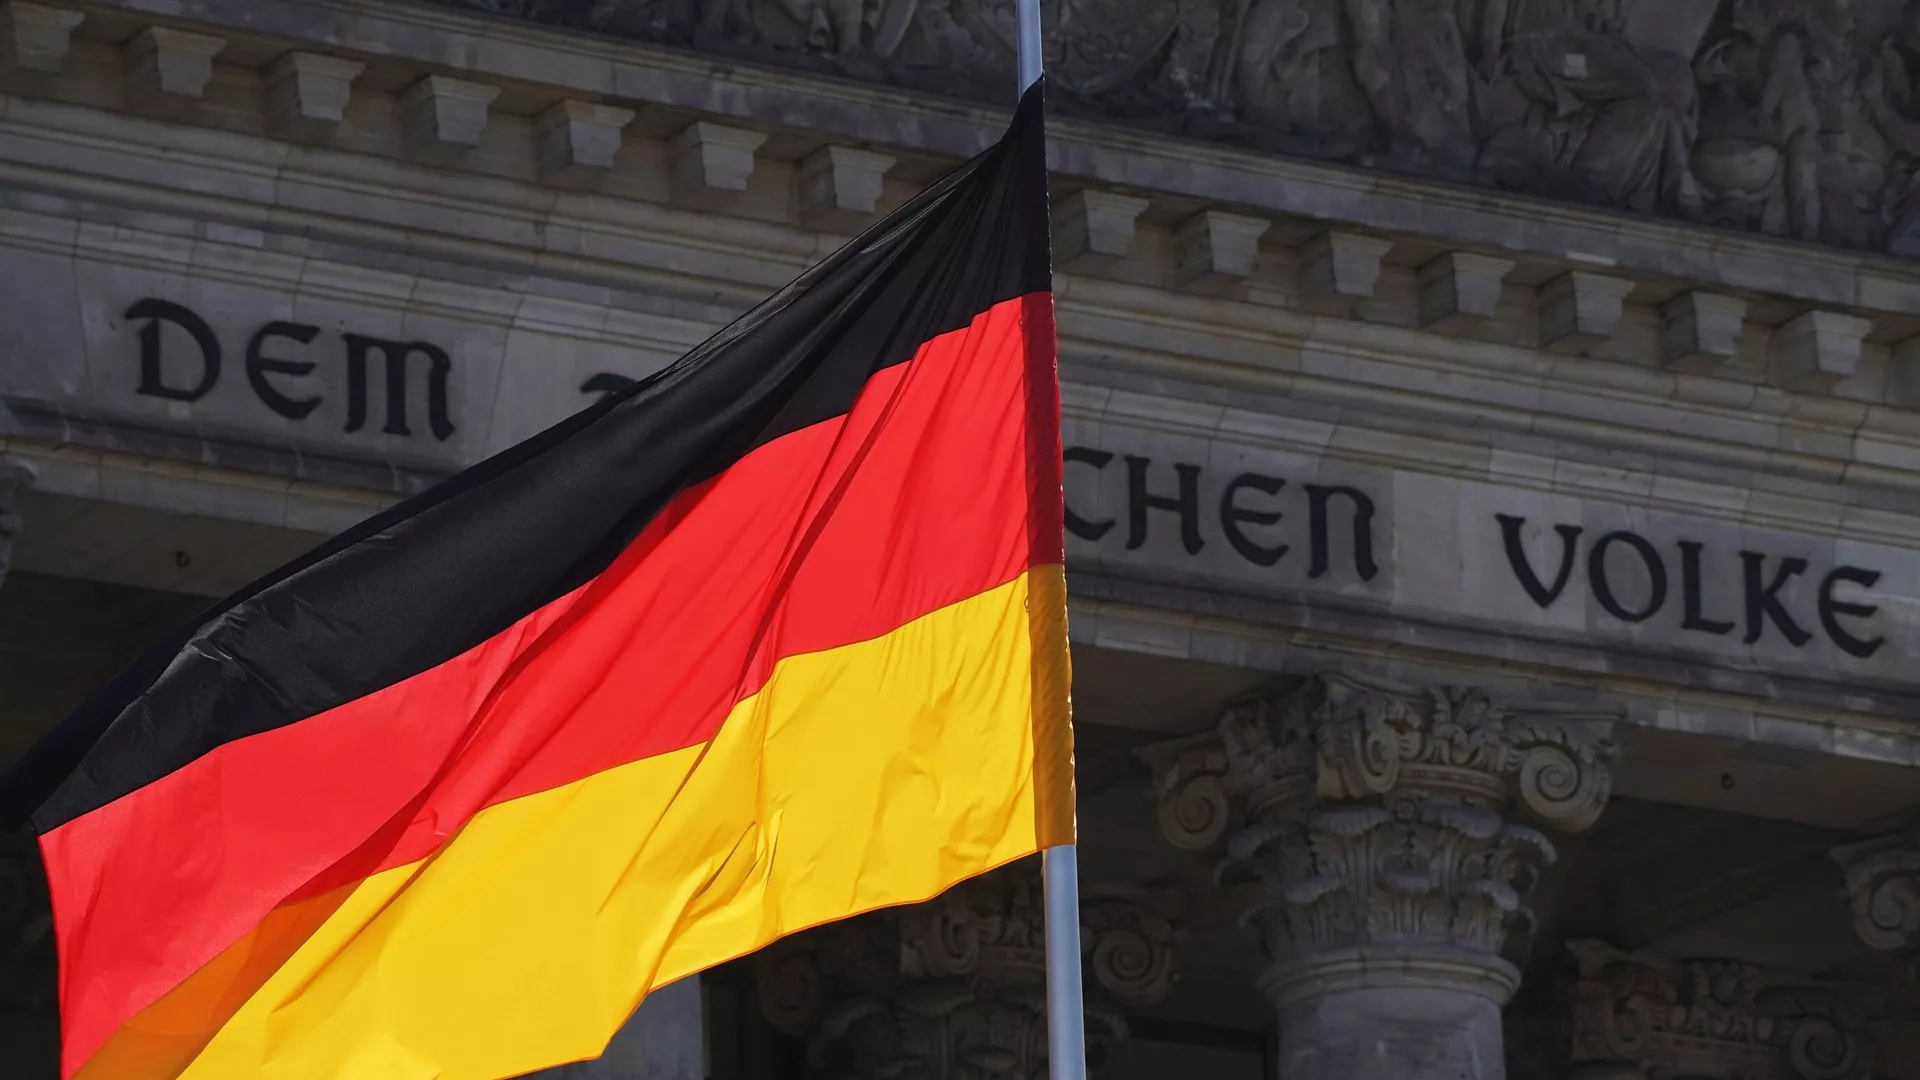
[754, 862, 1180, 1080]
[1832, 826, 1920, 980]
[1140, 673, 1618, 1080]
[0, 457, 31, 592]
[1561, 939, 1876, 1080]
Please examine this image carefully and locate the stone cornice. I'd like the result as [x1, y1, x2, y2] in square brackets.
[9, 89, 1920, 523]
[56, 0, 1920, 319]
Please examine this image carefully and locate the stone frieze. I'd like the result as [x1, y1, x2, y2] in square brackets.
[436, 0, 1920, 257]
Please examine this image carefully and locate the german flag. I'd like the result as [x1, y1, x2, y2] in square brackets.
[0, 84, 1072, 1080]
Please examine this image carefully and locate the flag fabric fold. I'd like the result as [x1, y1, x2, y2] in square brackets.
[1, 82, 1072, 1080]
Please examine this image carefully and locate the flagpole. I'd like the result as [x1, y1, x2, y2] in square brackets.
[1018, 6, 1087, 1080]
[1016, 0, 1043, 92]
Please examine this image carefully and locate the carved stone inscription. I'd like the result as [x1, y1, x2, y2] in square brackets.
[125, 298, 457, 441]
[1495, 513, 1887, 657]
[1060, 429, 1899, 668]
[1064, 446, 1378, 581]
[440, 0, 1920, 255]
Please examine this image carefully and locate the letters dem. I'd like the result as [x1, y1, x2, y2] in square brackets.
[126, 298, 456, 441]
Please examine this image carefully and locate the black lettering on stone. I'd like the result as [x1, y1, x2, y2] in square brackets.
[1219, 473, 1288, 567]
[1677, 540, 1735, 636]
[1819, 566, 1886, 659]
[1740, 551, 1812, 647]
[127, 298, 220, 402]
[1587, 531, 1667, 623]
[1495, 513, 1582, 607]
[245, 321, 322, 420]
[1125, 456, 1203, 554]
[1063, 447, 1116, 542]
[1305, 484, 1377, 581]
[342, 334, 455, 441]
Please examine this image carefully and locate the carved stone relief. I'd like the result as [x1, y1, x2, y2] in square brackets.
[1832, 825, 1920, 980]
[435, 0, 1920, 255]
[754, 862, 1179, 1080]
[1138, 672, 1617, 1006]
[1563, 939, 1878, 1080]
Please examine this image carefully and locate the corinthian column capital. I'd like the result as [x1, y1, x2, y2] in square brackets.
[1833, 826, 1920, 977]
[1138, 672, 1619, 1005]
[1565, 939, 1878, 1080]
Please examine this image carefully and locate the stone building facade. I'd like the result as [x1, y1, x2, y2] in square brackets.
[4, 1, 1920, 1079]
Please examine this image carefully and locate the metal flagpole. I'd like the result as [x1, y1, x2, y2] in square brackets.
[1015, 0, 1043, 92]
[1042, 845, 1088, 1080]
[1017, 4, 1088, 1080]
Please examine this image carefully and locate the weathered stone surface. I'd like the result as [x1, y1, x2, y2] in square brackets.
[0, 2, 81, 79]
[795, 144, 895, 231]
[1833, 826, 1920, 979]
[399, 75, 500, 163]
[1417, 252, 1513, 331]
[754, 864, 1178, 1080]
[1171, 209, 1268, 293]
[667, 121, 766, 205]
[1773, 310, 1875, 392]
[1564, 939, 1877, 1080]
[537, 100, 636, 184]
[1538, 272, 1634, 355]
[1144, 674, 1616, 978]
[1139, 673, 1616, 1080]
[1301, 231, 1391, 314]
[1660, 290, 1747, 372]
[1053, 189, 1150, 272]
[427, 0, 1920, 257]
[264, 52, 364, 140]
[124, 26, 225, 118]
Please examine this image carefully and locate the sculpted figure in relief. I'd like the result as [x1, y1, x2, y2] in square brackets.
[1470, 0, 1706, 213]
[1693, 0, 1831, 240]
[1865, 0, 1920, 254]
[435, 0, 1920, 256]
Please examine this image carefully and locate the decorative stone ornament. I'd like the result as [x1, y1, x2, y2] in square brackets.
[754, 863, 1179, 1080]
[1301, 230, 1391, 314]
[433, 0, 1920, 257]
[0, 456, 32, 591]
[1564, 939, 1876, 1080]
[796, 145, 897, 232]
[125, 26, 226, 118]
[1052, 189, 1151, 272]
[1417, 252, 1514, 331]
[0, 1, 82, 79]
[1538, 271, 1634, 355]
[398, 74, 499, 164]
[1773, 310, 1874, 393]
[1832, 826, 1920, 979]
[1660, 291, 1748, 372]
[1170, 210, 1270, 294]
[1141, 673, 1616, 1080]
[264, 52, 364, 140]
[668, 121, 767, 207]
[536, 100, 636, 185]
